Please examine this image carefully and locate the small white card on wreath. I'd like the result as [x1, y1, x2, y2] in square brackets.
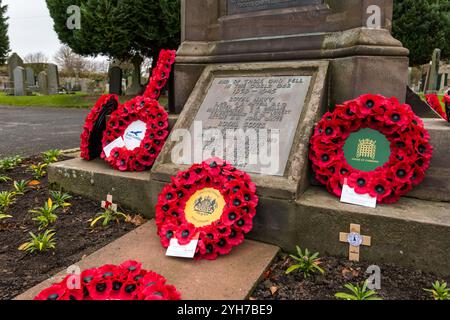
[166, 238, 199, 259]
[340, 180, 377, 209]
[103, 137, 125, 158]
[123, 120, 147, 150]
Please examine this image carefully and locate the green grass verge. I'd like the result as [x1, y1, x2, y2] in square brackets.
[0, 93, 168, 109]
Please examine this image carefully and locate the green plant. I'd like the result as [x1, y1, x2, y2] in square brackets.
[0, 174, 11, 183]
[42, 149, 62, 164]
[50, 191, 72, 209]
[13, 180, 29, 195]
[29, 198, 59, 229]
[18, 229, 57, 253]
[0, 213, 12, 220]
[424, 281, 449, 301]
[0, 155, 23, 170]
[285, 246, 325, 278]
[0, 190, 16, 213]
[29, 163, 48, 180]
[91, 208, 127, 228]
[335, 281, 382, 301]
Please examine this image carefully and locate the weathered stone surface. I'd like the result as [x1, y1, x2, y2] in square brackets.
[15, 222, 280, 300]
[8, 53, 24, 83]
[154, 61, 329, 200]
[37, 71, 48, 95]
[25, 67, 35, 87]
[296, 187, 450, 276]
[109, 66, 122, 95]
[46, 64, 59, 95]
[408, 119, 450, 202]
[173, 0, 408, 111]
[227, 0, 321, 15]
[13, 67, 27, 96]
[49, 158, 153, 217]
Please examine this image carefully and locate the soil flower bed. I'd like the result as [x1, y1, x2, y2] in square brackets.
[0, 154, 139, 300]
[252, 253, 450, 300]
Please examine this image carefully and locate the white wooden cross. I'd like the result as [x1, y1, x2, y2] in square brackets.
[101, 194, 118, 212]
[339, 224, 371, 262]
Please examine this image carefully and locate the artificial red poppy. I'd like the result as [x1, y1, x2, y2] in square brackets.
[310, 94, 432, 204]
[156, 158, 258, 260]
[34, 261, 180, 301]
[80, 94, 119, 160]
[34, 284, 67, 300]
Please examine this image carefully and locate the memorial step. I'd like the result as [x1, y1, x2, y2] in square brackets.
[15, 222, 280, 300]
[292, 187, 450, 276]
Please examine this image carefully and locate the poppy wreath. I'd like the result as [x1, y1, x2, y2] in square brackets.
[34, 260, 181, 300]
[309, 94, 433, 204]
[155, 158, 258, 260]
[425, 93, 449, 121]
[143, 49, 176, 100]
[101, 96, 169, 171]
[80, 94, 119, 160]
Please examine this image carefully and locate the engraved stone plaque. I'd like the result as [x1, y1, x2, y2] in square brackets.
[183, 75, 312, 176]
[228, 0, 321, 15]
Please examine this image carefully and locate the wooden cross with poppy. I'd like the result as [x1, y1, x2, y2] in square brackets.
[101, 194, 118, 212]
[339, 224, 371, 262]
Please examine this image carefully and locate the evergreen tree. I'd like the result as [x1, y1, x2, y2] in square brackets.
[0, 0, 10, 64]
[393, 0, 450, 66]
[46, 0, 180, 91]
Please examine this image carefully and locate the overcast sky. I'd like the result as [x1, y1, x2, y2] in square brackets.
[3, 0, 105, 63]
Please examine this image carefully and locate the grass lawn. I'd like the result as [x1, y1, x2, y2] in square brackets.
[0, 92, 168, 109]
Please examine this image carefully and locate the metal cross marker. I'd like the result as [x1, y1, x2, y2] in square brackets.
[339, 224, 371, 262]
[101, 194, 118, 212]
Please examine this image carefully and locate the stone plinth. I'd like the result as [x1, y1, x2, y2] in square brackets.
[172, 0, 409, 113]
[15, 222, 280, 300]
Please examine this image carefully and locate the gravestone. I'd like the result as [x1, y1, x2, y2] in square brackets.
[25, 67, 35, 87]
[37, 71, 48, 95]
[109, 66, 123, 95]
[13, 67, 27, 96]
[8, 53, 24, 82]
[173, 0, 409, 113]
[425, 48, 441, 93]
[46, 64, 59, 95]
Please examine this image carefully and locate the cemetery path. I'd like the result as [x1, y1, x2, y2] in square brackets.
[0, 106, 88, 157]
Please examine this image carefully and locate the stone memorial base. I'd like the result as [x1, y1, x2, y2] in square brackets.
[15, 222, 280, 300]
[49, 119, 450, 276]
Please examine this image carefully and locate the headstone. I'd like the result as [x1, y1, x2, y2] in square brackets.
[13, 66, 27, 96]
[46, 64, 59, 95]
[8, 53, 24, 82]
[425, 48, 441, 93]
[109, 66, 123, 95]
[25, 67, 35, 87]
[153, 61, 329, 198]
[37, 71, 48, 95]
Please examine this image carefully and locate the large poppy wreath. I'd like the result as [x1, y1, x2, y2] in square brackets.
[80, 94, 119, 160]
[34, 260, 181, 300]
[156, 158, 258, 260]
[101, 96, 169, 171]
[309, 94, 433, 204]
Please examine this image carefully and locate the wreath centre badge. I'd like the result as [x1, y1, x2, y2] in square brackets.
[185, 188, 225, 227]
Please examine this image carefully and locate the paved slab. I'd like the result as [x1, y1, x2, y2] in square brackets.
[0, 106, 88, 158]
[15, 222, 280, 300]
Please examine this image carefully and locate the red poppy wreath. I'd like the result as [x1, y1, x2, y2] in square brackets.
[101, 96, 169, 171]
[80, 94, 119, 160]
[309, 94, 433, 204]
[34, 260, 181, 300]
[155, 158, 258, 260]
